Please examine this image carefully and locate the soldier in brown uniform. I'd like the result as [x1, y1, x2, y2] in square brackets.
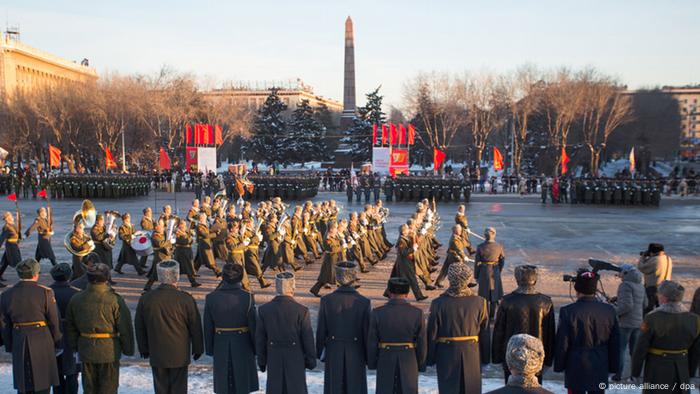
[25, 207, 56, 266]
[387, 224, 427, 301]
[0, 259, 61, 394]
[310, 222, 342, 297]
[173, 220, 201, 288]
[435, 224, 474, 288]
[242, 218, 271, 289]
[65, 263, 134, 394]
[139, 207, 155, 273]
[143, 219, 173, 292]
[204, 263, 259, 394]
[195, 213, 222, 277]
[225, 221, 251, 291]
[455, 205, 470, 242]
[0, 211, 22, 284]
[115, 213, 145, 275]
[136, 260, 204, 394]
[69, 222, 94, 280]
[631, 280, 700, 393]
[474, 227, 506, 317]
[211, 209, 229, 262]
[90, 215, 113, 268]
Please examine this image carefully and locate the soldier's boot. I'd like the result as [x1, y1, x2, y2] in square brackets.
[257, 276, 271, 289]
[113, 263, 125, 275]
[143, 278, 156, 293]
[310, 281, 323, 297]
[187, 274, 201, 288]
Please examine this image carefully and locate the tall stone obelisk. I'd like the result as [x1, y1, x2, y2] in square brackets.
[341, 16, 356, 128]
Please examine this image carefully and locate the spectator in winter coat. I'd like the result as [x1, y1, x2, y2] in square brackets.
[612, 265, 647, 381]
[638, 243, 672, 314]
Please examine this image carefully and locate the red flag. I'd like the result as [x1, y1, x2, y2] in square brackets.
[159, 147, 171, 170]
[381, 124, 388, 145]
[186, 124, 192, 145]
[433, 148, 446, 172]
[389, 124, 397, 146]
[105, 147, 117, 170]
[37, 189, 47, 199]
[493, 147, 504, 171]
[7, 193, 17, 202]
[49, 144, 61, 168]
[372, 124, 378, 145]
[206, 124, 214, 145]
[399, 124, 406, 145]
[215, 124, 224, 145]
[195, 124, 203, 145]
[408, 124, 415, 145]
[561, 147, 570, 175]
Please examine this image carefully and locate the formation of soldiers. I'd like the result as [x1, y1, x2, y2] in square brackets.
[541, 177, 663, 206]
[245, 175, 320, 201]
[345, 174, 472, 204]
[2, 195, 700, 393]
[0, 172, 151, 199]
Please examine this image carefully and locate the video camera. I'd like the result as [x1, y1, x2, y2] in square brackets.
[562, 259, 621, 282]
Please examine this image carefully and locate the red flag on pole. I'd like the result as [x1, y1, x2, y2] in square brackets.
[7, 193, 17, 202]
[186, 124, 192, 145]
[37, 189, 47, 199]
[561, 147, 570, 175]
[372, 124, 378, 145]
[408, 124, 415, 145]
[206, 124, 214, 145]
[433, 148, 446, 172]
[629, 147, 636, 174]
[493, 147, 504, 171]
[48, 144, 61, 168]
[215, 124, 224, 145]
[389, 124, 397, 146]
[399, 124, 406, 145]
[159, 147, 171, 170]
[105, 147, 117, 170]
[381, 124, 388, 145]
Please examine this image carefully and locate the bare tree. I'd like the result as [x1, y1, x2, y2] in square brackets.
[578, 70, 633, 175]
[403, 72, 467, 153]
[503, 65, 542, 173]
[462, 73, 509, 168]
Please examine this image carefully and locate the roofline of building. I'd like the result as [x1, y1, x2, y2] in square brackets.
[203, 88, 342, 106]
[1, 35, 98, 78]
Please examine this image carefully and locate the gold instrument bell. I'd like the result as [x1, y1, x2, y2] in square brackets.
[65, 200, 97, 257]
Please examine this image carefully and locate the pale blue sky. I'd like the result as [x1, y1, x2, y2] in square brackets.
[3, 0, 699, 107]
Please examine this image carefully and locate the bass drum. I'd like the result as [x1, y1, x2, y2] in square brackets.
[131, 230, 153, 256]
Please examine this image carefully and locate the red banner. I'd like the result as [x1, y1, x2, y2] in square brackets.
[407, 124, 415, 145]
[381, 124, 388, 145]
[372, 124, 378, 145]
[561, 147, 570, 175]
[49, 144, 61, 168]
[493, 147, 504, 171]
[186, 124, 192, 145]
[389, 123, 397, 146]
[185, 147, 198, 172]
[433, 148, 446, 172]
[105, 147, 117, 170]
[399, 124, 406, 145]
[390, 148, 409, 176]
[215, 124, 224, 145]
[159, 147, 171, 171]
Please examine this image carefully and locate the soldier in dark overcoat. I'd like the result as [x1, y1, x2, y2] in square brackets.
[143, 219, 173, 292]
[492, 265, 555, 384]
[310, 223, 342, 297]
[554, 270, 620, 393]
[204, 263, 259, 394]
[427, 263, 488, 394]
[195, 213, 222, 276]
[0, 259, 61, 394]
[0, 211, 22, 283]
[173, 220, 201, 288]
[256, 272, 316, 394]
[435, 224, 474, 288]
[367, 277, 427, 394]
[631, 281, 700, 394]
[114, 213, 145, 275]
[135, 260, 204, 394]
[316, 262, 371, 394]
[49, 263, 81, 394]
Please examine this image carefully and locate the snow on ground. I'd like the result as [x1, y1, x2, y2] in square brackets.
[0, 363, 643, 393]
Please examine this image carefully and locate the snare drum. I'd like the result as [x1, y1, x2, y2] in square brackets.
[131, 230, 153, 256]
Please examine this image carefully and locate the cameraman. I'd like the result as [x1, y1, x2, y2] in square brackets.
[611, 264, 647, 382]
[638, 243, 673, 314]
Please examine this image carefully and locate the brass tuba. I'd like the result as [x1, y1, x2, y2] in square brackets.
[72, 200, 97, 228]
[103, 210, 121, 250]
[64, 231, 95, 257]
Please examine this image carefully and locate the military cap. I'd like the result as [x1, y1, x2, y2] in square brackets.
[222, 262, 243, 284]
[658, 280, 684, 303]
[16, 258, 40, 279]
[86, 263, 110, 283]
[157, 260, 180, 284]
[335, 261, 357, 286]
[514, 265, 538, 288]
[506, 334, 545, 377]
[387, 277, 410, 295]
[50, 263, 72, 282]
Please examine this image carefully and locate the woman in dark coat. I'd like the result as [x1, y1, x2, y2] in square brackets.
[428, 263, 488, 394]
[204, 263, 259, 394]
